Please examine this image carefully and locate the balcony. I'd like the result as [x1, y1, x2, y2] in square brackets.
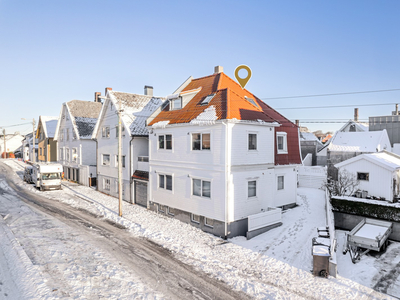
[137, 156, 149, 172]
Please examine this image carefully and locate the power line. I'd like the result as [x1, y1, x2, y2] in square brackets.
[275, 102, 398, 110]
[260, 88, 400, 100]
[0, 122, 32, 128]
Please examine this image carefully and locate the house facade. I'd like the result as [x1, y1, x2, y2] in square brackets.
[36, 116, 58, 162]
[147, 67, 302, 238]
[335, 151, 400, 202]
[54, 99, 102, 186]
[93, 87, 164, 203]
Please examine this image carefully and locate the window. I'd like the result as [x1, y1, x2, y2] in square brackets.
[278, 175, 284, 190]
[277, 132, 288, 154]
[248, 180, 257, 197]
[192, 133, 210, 150]
[191, 214, 200, 224]
[350, 124, 356, 132]
[158, 205, 165, 213]
[72, 148, 77, 163]
[171, 97, 182, 110]
[192, 178, 211, 198]
[205, 218, 214, 228]
[357, 172, 369, 181]
[102, 154, 110, 166]
[115, 125, 125, 137]
[59, 148, 64, 161]
[167, 207, 174, 216]
[66, 148, 70, 161]
[60, 129, 64, 142]
[159, 174, 172, 191]
[158, 134, 172, 150]
[104, 178, 110, 191]
[248, 133, 257, 150]
[245, 96, 258, 108]
[72, 130, 77, 140]
[66, 129, 69, 141]
[115, 155, 126, 168]
[102, 126, 110, 138]
[201, 94, 215, 105]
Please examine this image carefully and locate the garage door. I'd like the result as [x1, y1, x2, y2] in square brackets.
[135, 181, 147, 207]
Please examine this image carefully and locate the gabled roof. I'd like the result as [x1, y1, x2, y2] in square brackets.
[37, 116, 58, 139]
[338, 120, 369, 132]
[328, 130, 390, 152]
[335, 150, 400, 171]
[54, 100, 102, 140]
[148, 72, 294, 127]
[300, 132, 322, 144]
[93, 91, 165, 138]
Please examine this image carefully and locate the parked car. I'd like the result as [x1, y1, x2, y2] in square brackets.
[23, 166, 34, 183]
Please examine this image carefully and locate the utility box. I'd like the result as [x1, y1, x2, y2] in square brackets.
[312, 245, 330, 277]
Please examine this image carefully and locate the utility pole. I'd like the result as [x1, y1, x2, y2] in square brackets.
[118, 98, 123, 217]
[2, 129, 5, 158]
[32, 119, 36, 163]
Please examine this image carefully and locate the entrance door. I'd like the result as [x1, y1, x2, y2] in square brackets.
[134, 181, 147, 207]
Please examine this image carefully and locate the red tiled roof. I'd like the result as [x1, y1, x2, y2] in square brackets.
[132, 170, 149, 181]
[149, 71, 301, 165]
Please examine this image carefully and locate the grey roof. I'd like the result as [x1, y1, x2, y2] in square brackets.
[66, 100, 102, 139]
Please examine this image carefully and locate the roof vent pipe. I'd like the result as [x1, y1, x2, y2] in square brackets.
[354, 108, 359, 122]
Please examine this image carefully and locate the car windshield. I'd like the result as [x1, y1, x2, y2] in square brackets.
[41, 173, 60, 180]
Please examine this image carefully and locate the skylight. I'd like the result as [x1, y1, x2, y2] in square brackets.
[201, 94, 215, 105]
[245, 96, 258, 107]
[160, 100, 169, 110]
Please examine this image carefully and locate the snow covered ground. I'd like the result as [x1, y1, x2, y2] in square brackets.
[1, 159, 397, 299]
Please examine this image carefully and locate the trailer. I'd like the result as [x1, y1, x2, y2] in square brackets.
[343, 218, 393, 263]
[31, 163, 63, 191]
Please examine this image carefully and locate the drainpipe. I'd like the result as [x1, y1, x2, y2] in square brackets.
[130, 135, 134, 204]
[222, 121, 230, 239]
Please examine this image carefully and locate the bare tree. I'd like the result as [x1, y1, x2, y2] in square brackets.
[325, 169, 359, 197]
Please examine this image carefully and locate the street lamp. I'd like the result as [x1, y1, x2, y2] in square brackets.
[22, 118, 36, 163]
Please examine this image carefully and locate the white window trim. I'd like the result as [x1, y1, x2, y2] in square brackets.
[157, 173, 173, 192]
[191, 213, 200, 224]
[277, 175, 285, 191]
[277, 132, 288, 154]
[204, 217, 214, 228]
[248, 132, 258, 151]
[72, 147, 78, 163]
[247, 179, 258, 199]
[103, 178, 111, 191]
[65, 147, 70, 162]
[158, 204, 165, 213]
[158, 134, 173, 150]
[191, 132, 211, 151]
[190, 176, 212, 199]
[102, 126, 110, 138]
[102, 154, 110, 166]
[166, 206, 174, 216]
[114, 155, 126, 168]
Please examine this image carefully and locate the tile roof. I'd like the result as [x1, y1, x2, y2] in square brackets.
[66, 100, 102, 139]
[132, 170, 149, 181]
[109, 91, 164, 136]
[148, 72, 292, 126]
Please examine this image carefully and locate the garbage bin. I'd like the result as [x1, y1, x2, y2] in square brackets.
[312, 245, 330, 277]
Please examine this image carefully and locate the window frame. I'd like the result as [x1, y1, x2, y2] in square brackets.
[170, 97, 182, 110]
[66, 128, 70, 141]
[205, 217, 214, 228]
[115, 125, 125, 138]
[115, 155, 126, 168]
[277, 175, 285, 190]
[60, 129, 64, 142]
[65, 147, 70, 162]
[102, 154, 110, 166]
[357, 172, 369, 181]
[158, 173, 173, 191]
[192, 178, 211, 198]
[72, 147, 78, 163]
[191, 213, 200, 224]
[248, 133, 257, 151]
[103, 178, 110, 191]
[158, 134, 172, 150]
[248, 180, 257, 198]
[277, 132, 288, 154]
[102, 126, 110, 138]
[192, 133, 211, 151]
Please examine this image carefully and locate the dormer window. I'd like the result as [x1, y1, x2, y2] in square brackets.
[245, 96, 258, 108]
[201, 94, 215, 105]
[170, 97, 182, 110]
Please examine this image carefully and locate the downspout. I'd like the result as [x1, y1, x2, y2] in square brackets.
[130, 135, 134, 204]
[223, 121, 229, 239]
[95, 138, 98, 190]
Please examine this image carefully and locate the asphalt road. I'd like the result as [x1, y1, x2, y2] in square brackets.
[0, 161, 250, 300]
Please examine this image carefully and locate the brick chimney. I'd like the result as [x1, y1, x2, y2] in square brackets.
[295, 120, 299, 126]
[94, 92, 101, 102]
[214, 66, 223, 74]
[144, 85, 153, 96]
[354, 108, 359, 122]
[105, 87, 112, 96]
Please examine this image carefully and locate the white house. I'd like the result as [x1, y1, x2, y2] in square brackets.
[0, 133, 25, 156]
[92, 87, 164, 202]
[54, 99, 102, 186]
[335, 151, 400, 202]
[147, 67, 302, 239]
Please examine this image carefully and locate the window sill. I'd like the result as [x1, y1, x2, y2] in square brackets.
[277, 151, 288, 154]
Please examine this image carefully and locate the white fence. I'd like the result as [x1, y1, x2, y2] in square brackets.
[326, 189, 337, 277]
[298, 166, 326, 189]
[248, 207, 282, 232]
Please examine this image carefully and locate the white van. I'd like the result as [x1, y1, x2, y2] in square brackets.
[32, 163, 63, 191]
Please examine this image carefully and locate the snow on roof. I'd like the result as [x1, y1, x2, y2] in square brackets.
[328, 130, 389, 152]
[40, 116, 59, 138]
[190, 105, 217, 125]
[338, 120, 369, 132]
[335, 151, 400, 171]
[300, 132, 322, 144]
[108, 91, 165, 136]
[66, 100, 102, 139]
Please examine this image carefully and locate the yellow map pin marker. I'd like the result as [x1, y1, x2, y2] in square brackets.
[234, 65, 252, 89]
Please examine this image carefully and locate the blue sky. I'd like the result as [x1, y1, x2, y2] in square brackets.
[1, 0, 400, 135]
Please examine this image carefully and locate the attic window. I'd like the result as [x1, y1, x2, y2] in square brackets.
[245, 96, 258, 107]
[170, 97, 182, 110]
[201, 94, 215, 105]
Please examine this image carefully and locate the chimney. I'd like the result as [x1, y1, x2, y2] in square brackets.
[105, 87, 112, 95]
[295, 120, 299, 127]
[144, 85, 153, 97]
[94, 92, 101, 102]
[396, 104, 399, 115]
[354, 108, 359, 122]
[214, 66, 223, 74]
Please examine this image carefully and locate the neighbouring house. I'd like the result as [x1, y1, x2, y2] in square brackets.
[0, 133, 25, 157]
[147, 66, 302, 239]
[370, 105, 400, 154]
[21, 132, 38, 162]
[299, 131, 323, 166]
[36, 116, 58, 162]
[92, 87, 164, 202]
[335, 150, 400, 202]
[54, 98, 102, 186]
[326, 130, 391, 179]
